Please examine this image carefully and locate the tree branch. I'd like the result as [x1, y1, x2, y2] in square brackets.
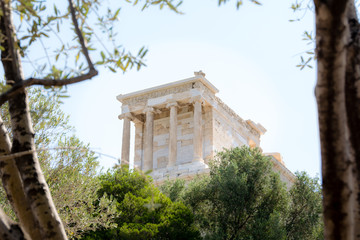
[0, 68, 98, 107]
[0, 208, 28, 240]
[1, 0, 67, 238]
[0, 0, 99, 107]
[0, 146, 91, 161]
[68, 0, 95, 71]
[0, 0, 24, 84]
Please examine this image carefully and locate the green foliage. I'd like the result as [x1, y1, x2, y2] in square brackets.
[82, 167, 200, 240]
[285, 171, 323, 240]
[97, 166, 150, 204]
[159, 178, 186, 202]
[45, 136, 118, 239]
[0, 88, 117, 239]
[218, 0, 261, 9]
[165, 146, 323, 240]
[5, 0, 183, 81]
[188, 147, 288, 239]
[1, 0, 184, 237]
[288, 0, 316, 70]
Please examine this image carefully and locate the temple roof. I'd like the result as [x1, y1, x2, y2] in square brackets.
[117, 71, 219, 102]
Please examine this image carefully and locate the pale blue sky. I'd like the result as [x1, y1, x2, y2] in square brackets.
[60, 0, 320, 176]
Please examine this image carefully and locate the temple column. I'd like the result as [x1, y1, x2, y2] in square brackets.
[120, 112, 133, 166]
[167, 102, 178, 167]
[133, 118, 144, 170]
[143, 107, 155, 171]
[193, 98, 203, 162]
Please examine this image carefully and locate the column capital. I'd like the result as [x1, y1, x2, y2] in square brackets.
[118, 112, 134, 121]
[166, 101, 178, 109]
[144, 106, 154, 113]
[133, 117, 143, 124]
[143, 106, 161, 114]
[190, 96, 204, 105]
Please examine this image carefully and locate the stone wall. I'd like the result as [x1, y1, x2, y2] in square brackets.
[136, 104, 215, 169]
[211, 97, 261, 155]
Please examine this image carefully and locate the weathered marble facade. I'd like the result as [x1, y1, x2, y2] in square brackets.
[117, 71, 294, 187]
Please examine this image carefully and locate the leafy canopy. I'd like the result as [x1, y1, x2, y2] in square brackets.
[0, 88, 117, 239]
[183, 147, 288, 239]
[161, 146, 323, 240]
[82, 166, 200, 240]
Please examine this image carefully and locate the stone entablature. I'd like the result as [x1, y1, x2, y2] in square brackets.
[117, 71, 294, 184]
[266, 153, 295, 189]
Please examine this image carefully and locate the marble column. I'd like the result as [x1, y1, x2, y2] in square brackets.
[120, 113, 133, 166]
[133, 118, 144, 170]
[143, 107, 155, 171]
[167, 102, 178, 167]
[193, 99, 203, 162]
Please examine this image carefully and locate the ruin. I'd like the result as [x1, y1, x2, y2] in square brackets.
[117, 71, 294, 186]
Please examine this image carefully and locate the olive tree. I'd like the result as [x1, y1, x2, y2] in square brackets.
[182, 147, 288, 240]
[162, 148, 323, 240]
[0, 0, 182, 239]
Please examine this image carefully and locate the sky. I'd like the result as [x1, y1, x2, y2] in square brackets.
[59, 0, 320, 177]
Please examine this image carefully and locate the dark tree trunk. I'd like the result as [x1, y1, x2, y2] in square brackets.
[314, 0, 360, 238]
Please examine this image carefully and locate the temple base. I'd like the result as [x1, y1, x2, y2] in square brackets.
[150, 161, 209, 185]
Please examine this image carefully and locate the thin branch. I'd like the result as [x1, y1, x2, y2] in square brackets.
[0, 0, 99, 106]
[68, 0, 95, 71]
[87, 10, 113, 55]
[24, 54, 40, 76]
[0, 68, 98, 107]
[0, 147, 86, 161]
[0, 146, 120, 162]
[39, 38, 52, 67]
[19, 13, 67, 53]
[27, 69, 98, 86]
[0, 0, 23, 83]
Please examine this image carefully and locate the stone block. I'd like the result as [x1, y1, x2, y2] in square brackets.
[151, 172, 164, 180]
[154, 134, 169, 146]
[178, 112, 192, 121]
[181, 128, 193, 135]
[153, 145, 166, 152]
[157, 156, 168, 169]
[179, 134, 193, 140]
[181, 139, 193, 147]
[148, 94, 174, 106]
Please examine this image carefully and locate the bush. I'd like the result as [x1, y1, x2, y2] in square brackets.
[81, 167, 200, 240]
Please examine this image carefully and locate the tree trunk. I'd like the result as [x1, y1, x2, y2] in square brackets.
[0, 116, 41, 239]
[0, 208, 27, 240]
[0, 0, 67, 239]
[314, 0, 360, 239]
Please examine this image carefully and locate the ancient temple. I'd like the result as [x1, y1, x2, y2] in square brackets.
[117, 71, 294, 186]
